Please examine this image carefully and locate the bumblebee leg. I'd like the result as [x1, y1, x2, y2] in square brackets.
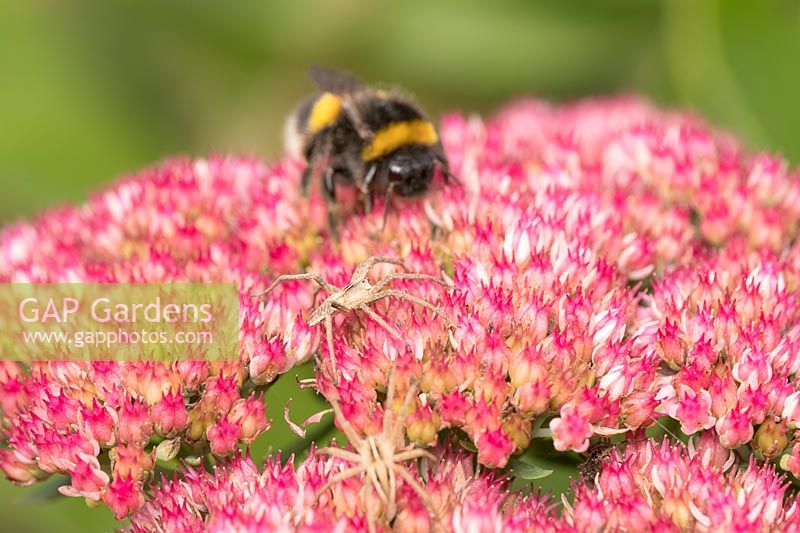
[361, 164, 377, 214]
[381, 182, 397, 232]
[434, 152, 462, 187]
[302, 131, 333, 196]
[301, 164, 314, 196]
[323, 167, 340, 239]
[363, 190, 374, 215]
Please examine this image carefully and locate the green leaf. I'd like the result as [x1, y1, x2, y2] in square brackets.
[507, 457, 553, 481]
[20, 475, 67, 503]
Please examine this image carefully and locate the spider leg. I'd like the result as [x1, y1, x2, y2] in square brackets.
[383, 357, 398, 431]
[358, 464, 387, 530]
[391, 380, 419, 445]
[324, 314, 339, 383]
[314, 465, 366, 500]
[394, 465, 440, 526]
[376, 289, 453, 326]
[365, 255, 409, 272]
[372, 272, 449, 293]
[368, 440, 391, 505]
[311, 285, 322, 305]
[365, 501, 377, 533]
[251, 273, 331, 299]
[331, 301, 348, 312]
[358, 304, 404, 341]
[350, 255, 407, 282]
[388, 462, 397, 521]
[394, 449, 437, 463]
[324, 388, 365, 446]
[312, 283, 341, 307]
[317, 446, 363, 463]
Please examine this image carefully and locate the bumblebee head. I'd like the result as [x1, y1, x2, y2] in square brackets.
[385, 147, 435, 197]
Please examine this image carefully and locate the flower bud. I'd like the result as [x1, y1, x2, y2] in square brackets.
[550, 403, 592, 453]
[79, 400, 117, 447]
[186, 405, 214, 441]
[502, 415, 531, 452]
[155, 438, 182, 463]
[754, 418, 788, 458]
[508, 343, 546, 389]
[406, 406, 441, 446]
[228, 395, 269, 443]
[248, 337, 286, 386]
[202, 376, 239, 414]
[111, 443, 154, 481]
[283, 316, 319, 367]
[117, 399, 153, 445]
[151, 390, 189, 437]
[780, 443, 800, 476]
[207, 417, 242, 456]
[475, 427, 514, 468]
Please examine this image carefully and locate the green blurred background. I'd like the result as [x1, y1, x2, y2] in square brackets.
[1, 0, 799, 530]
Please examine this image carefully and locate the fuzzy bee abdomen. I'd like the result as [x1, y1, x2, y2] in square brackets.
[284, 92, 343, 160]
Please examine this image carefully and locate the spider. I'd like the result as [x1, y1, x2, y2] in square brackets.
[313, 360, 440, 531]
[253, 255, 451, 382]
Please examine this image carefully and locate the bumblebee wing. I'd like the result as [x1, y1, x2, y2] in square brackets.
[308, 66, 364, 94]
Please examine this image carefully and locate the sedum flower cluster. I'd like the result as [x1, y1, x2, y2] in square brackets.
[129, 434, 800, 532]
[2, 95, 800, 530]
[128, 447, 553, 533]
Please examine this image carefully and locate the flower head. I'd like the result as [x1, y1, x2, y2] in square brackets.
[5, 94, 800, 525]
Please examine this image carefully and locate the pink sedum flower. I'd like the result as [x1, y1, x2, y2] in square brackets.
[228, 394, 269, 443]
[58, 453, 110, 501]
[206, 417, 243, 456]
[715, 408, 755, 449]
[104, 474, 144, 520]
[150, 390, 189, 437]
[550, 403, 592, 453]
[475, 428, 515, 468]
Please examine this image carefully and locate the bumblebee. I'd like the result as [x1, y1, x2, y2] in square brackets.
[285, 66, 456, 235]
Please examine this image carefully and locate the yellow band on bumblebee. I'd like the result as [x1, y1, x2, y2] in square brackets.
[308, 92, 342, 133]
[361, 119, 438, 161]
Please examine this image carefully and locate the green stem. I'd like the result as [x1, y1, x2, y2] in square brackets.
[241, 379, 272, 397]
[532, 413, 549, 431]
[532, 428, 552, 439]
